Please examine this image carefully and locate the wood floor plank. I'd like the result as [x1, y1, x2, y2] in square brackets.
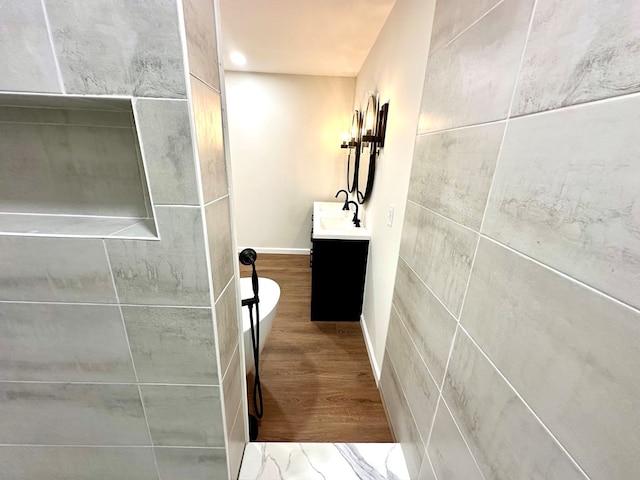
[240, 253, 392, 442]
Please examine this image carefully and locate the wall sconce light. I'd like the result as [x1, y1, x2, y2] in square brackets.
[362, 95, 389, 148]
[341, 110, 361, 149]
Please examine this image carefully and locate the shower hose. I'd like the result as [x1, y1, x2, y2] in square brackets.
[239, 249, 264, 425]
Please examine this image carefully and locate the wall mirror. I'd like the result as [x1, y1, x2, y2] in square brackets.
[357, 94, 379, 204]
[346, 110, 361, 193]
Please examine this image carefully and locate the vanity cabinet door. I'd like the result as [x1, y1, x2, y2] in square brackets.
[310, 239, 369, 321]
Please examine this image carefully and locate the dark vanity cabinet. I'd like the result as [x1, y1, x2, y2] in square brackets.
[310, 238, 369, 321]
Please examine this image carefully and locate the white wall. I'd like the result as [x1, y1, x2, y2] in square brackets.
[354, 0, 436, 378]
[225, 72, 355, 252]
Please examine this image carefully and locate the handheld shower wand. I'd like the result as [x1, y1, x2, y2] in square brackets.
[239, 248, 263, 440]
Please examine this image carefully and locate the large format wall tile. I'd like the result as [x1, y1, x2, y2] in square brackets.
[141, 385, 224, 447]
[514, 0, 640, 115]
[0, 446, 158, 480]
[483, 95, 640, 309]
[106, 206, 210, 306]
[205, 197, 235, 300]
[400, 202, 477, 315]
[409, 122, 505, 230]
[462, 238, 640, 479]
[0, 0, 61, 93]
[0, 237, 116, 303]
[227, 401, 247, 480]
[392, 260, 456, 385]
[183, 0, 220, 91]
[429, 0, 501, 56]
[134, 99, 199, 205]
[379, 354, 425, 479]
[0, 383, 149, 445]
[191, 78, 228, 204]
[385, 308, 440, 444]
[427, 400, 484, 480]
[45, 0, 185, 97]
[155, 447, 227, 480]
[418, 0, 534, 133]
[122, 306, 217, 385]
[0, 303, 134, 382]
[443, 331, 586, 480]
[215, 280, 240, 375]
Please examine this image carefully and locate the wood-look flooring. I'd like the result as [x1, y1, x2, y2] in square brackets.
[240, 254, 392, 442]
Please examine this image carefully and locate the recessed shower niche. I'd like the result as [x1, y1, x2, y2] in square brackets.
[0, 93, 158, 239]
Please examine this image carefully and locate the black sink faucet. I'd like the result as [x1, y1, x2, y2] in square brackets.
[346, 201, 361, 227]
[335, 189, 349, 210]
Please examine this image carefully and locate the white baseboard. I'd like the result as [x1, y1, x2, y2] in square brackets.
[237, 247, 310, 255]
[360, 314, 381, 385]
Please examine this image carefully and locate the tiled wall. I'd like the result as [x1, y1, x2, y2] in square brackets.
[0, 0, 244, 479]
[382, 0, 640, 479]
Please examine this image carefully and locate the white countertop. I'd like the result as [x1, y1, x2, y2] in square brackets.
[239, 442, 410, 480]
[312, 201, 371, 241]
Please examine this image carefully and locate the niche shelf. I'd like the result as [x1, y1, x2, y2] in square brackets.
[0, 93, 158, 240]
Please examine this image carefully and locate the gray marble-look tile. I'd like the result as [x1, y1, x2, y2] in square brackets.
[191, 77, 228, 204]
[380, 354, 425, 479]
[0, 105, 131, 127]
[239, 442, 410, 480]
[444, 331, 587, 480]
[122, 306, 217, 385]
[0, 303, 134, 382]
[399, 202, 477, 316]
[222, 346, 243, 437]
[514, 0, 640, 115]
[183, 0, 220, 91]
[427, 400, 484, 480]
[45, 0, 185, 98]
[0, 122, 148, 217]
[215, 279, 240, 375]
[106, 206, 210, 306]
[0, 383, 149, 445]
[462, 238, 640, 479]
[141, 385, 224, 447]
[0, 446, 158, 480]
[205, 197, 234, 301]
[386, 307, 440, 443]
[134, 99, 199, 205]
[0, 93, 131, 111]
[429, 0, 502, 56]
[0, 236, 116, 303]
[227, 401, 247, 480]
[409, 122, 505, 230]
[155, 447, 227, 480]
[0, 0, 61, 93]
[419, 0, 534, 133]
[392, 260, 457, 385]
[483, 94, 640, 309]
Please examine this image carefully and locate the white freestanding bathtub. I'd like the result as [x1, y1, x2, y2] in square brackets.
[240, 277, 280, 374]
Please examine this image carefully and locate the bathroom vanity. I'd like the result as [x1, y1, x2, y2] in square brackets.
[310, 202, 371, 321]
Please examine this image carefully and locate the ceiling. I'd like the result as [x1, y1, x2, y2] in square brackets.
[218, 0, 397, 77]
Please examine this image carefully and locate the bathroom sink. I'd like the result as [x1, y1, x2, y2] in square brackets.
[313, 202, 371, 240]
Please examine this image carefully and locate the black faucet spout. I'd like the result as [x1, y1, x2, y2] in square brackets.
[346, 201, 361, 227]
[335, 189, 349, 210]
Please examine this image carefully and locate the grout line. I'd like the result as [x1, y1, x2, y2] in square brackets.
[203, 194, 230, 208]
[0, 444, 225, 449]
[39, 0, 66, 94]
[457, 326, 591, 479]
[428, 0, 507, 59]
[0, 380, 219, 387]
[398, 256, 459, 323]
[438, 395, 488, 480]
[407, 200, 479, 236]
[480, 234, 640, 315]
[215, 275, 235, 306]
[417, 117, 507, 137]
[0, 121, 132, 129]
[0, 300, 211, 309]
[0, 212, 148, 220]
[423, 451, 440, 480]
[102, 241, 162, 480]
[190, 72, 222, 96]
[109, 219, 148, 237]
